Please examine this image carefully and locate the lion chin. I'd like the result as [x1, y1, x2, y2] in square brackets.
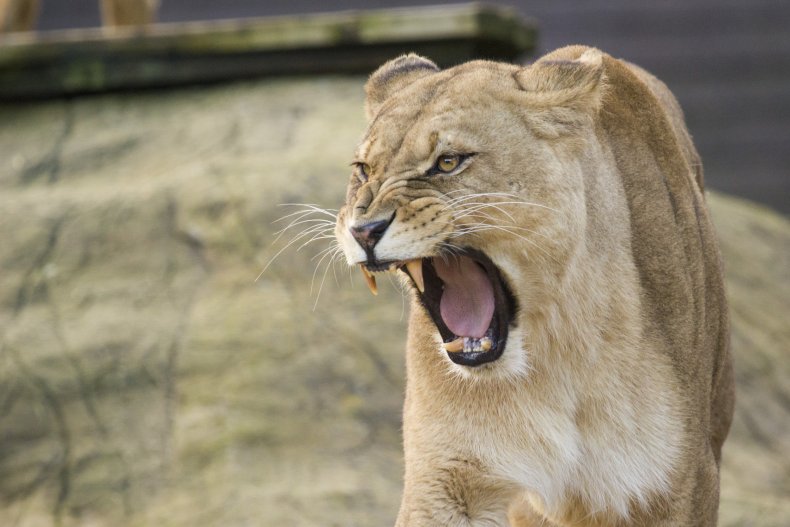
[335, 45, 734, 526]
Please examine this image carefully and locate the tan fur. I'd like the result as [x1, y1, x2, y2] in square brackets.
[335, 46, 734, 526]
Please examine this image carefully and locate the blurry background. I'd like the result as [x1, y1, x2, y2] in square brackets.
[28, 0, 790, 214]
[0, 1, 788, 526]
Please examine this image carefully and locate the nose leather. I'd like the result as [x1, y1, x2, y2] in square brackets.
[350, 218, 391, 251]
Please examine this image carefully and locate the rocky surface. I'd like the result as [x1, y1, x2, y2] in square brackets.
[0, 76, 787, 526]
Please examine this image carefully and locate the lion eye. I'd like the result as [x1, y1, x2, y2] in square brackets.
[436, 154, 460, 173]
[355, 163, 371, 182]
[427, 153, 473, 176]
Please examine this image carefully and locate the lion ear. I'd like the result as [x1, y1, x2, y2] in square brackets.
[365, 54, 439, 120]
[515, 47, 605, 113]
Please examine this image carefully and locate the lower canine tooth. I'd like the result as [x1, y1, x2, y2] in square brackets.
[480, 337, 493, 351]
[443, 337, 464, 353]
[360, 265, 378, 296]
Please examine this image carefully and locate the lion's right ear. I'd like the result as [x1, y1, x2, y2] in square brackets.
[515, 47, 605, 113]
[513, 47, 606, 138]
[364, 54, 439, 120]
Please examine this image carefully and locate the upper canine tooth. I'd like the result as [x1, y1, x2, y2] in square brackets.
[405, 259, 425, 293]
[360, 265, 378, 296]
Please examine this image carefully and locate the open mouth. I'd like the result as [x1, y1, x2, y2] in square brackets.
[361, 249, 517, 367]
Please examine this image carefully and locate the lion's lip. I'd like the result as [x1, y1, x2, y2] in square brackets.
[362, 249, 517, 367]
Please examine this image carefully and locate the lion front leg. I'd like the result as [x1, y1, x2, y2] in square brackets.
[395, 457, 516, 527]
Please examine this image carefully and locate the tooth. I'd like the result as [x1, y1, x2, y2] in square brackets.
[480, 337, 493, 351]
[360, 265, 378, 296]
[405, 259, 425, 293]
[389, 263, 397, 272]
[443, 337, 464, 353]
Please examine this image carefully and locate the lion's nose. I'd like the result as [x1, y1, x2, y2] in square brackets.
[350, 218, 392, 251]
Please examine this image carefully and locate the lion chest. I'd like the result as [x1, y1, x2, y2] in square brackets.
[406, 364, 681, 519]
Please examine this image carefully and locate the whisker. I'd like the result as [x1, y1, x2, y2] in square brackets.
[445, 191, 520, 203]
[276, 203, 338, 219]
[444, 192, 561, 215]
[265, 204, 338, 256]
[457, 219, 553, 241]
[329, 247, 345, 286]
[310, 243, 338, 297]
[296, 230, 336, 251]
[257, 230, 318, 281]
[257, 204, 338, 281]
[273, 207, 324, 224]
[274, 218, 334, 237]
[311, 243, 341, 262]
[451, 224, 559, 264]
[452, 202, 518, 223]
[267, 211, 320, 248]
[436, 239, 464, 256]
[312, 247, 339, 311]
[444, 191, 522, 206]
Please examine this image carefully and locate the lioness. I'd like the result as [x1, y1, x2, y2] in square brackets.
[335, 46, 734, 526]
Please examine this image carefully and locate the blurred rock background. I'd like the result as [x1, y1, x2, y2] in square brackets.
[27, 0, 790, 215]
[0, 2, 788, 526]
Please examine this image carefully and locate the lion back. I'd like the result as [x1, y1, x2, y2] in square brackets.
[590, 51, 735, 461]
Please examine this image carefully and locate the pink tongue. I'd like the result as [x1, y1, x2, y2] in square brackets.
[433, 256, 495, 339]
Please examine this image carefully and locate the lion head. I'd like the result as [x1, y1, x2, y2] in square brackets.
[335, 48, 615, 374]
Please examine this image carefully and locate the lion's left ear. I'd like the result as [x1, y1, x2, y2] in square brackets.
[515, 47, 605, 113]
[364, 54, 439, 120]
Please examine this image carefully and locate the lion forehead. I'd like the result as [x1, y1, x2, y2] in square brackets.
[361, 65, 518, 161]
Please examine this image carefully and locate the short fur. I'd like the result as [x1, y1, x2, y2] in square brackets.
[335, 46, 734, 526]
